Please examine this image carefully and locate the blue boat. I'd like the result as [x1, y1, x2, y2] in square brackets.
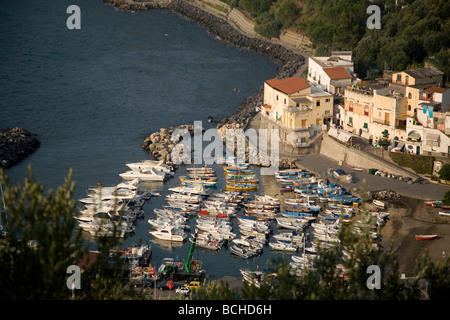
[281, 211, 313, 218]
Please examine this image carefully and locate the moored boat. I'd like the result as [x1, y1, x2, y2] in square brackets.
[415, 234, 439, 240]
[438, 210, 450, 217]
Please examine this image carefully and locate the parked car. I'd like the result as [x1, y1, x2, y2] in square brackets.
[184, 281, 201, 290]
[176, 286, 191, 296]
[157, 280, 179, 291]
[132, 278, 154, 288]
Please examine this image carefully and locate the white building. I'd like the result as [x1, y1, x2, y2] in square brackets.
[307, 51, 354, 95]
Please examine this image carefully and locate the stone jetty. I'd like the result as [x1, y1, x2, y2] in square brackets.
[0, 127, 40, 168]
[142, 124, 203, 163]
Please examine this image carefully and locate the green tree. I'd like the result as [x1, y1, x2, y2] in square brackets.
[0, 167, 132, 300]
[0, 166, 87, 299]
[254, 11, 283, 39]
[442, 190, 450, 206]
[438, 163, 450, 181]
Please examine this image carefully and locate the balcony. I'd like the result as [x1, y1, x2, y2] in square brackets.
[373, 118, 391, 127]
[282, 105, 312, 113]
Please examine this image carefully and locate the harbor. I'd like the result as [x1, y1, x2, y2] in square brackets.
[74, 152, 409, 296]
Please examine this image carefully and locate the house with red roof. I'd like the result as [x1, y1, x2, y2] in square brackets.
[307, 51, 354, 94]
[260, 76, 333, 148]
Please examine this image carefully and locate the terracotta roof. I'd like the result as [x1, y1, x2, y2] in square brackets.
[323, 67, 352, 80]
[424, 86, 447, 93]
[403, 67, 444, 79]
[265, 77, 310, 94]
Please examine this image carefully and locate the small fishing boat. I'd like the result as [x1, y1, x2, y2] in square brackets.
[240, 269, 267, 288]
[438, 210, 450, 217]
[424, 200, 442, 207]
[372, 200, 385, 208]
[269, 242, 298, 252]
[415, 234, 439, 240]
[226, 182, 258, 191]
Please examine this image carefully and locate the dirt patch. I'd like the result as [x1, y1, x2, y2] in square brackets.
[380, 197, 450, 275]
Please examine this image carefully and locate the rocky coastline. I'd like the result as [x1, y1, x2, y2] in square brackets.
[105, 0, 306, 164]
[0, 128, 40, 168]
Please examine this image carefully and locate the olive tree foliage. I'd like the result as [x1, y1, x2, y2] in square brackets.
[0, 166, 131, 300]
[0, 166, 87, 299]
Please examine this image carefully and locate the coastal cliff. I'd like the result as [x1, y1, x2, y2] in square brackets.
[0, 128, 40, 168]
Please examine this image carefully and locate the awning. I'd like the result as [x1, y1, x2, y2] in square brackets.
[425, 133, 440, 146]
[408, 131, 421, 141]
[337, 131, 352, 143]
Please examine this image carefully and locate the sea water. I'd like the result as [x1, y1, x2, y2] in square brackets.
[0, 0, 286, 277]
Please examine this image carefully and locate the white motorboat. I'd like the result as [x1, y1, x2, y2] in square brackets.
[149, 226, 187, 242]
[372, 200, 385, 208]
[126, 160, 174, 176]
[273, 231, 304, 245]
[168, 184, 209, 196]
[165, 193, 202, 204]
[276, 217, 309, 230]
[269, 242, 298, 252]
[196, 229, 236, 241]
[147, 217, 189, 230]
[119, 167, 166, 182]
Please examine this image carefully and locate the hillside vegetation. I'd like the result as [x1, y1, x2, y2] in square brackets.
[220, 0, 449, 80]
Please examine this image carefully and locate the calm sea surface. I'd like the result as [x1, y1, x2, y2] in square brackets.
[0, 0, 291, 278]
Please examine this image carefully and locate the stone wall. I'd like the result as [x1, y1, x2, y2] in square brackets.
[319, 132, 419, 179]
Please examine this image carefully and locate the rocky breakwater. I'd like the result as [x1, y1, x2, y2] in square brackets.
[142, 124, 204, 163]
[0, 128, 40, 168]
[102, 0, 305, 130]
[101, 0, 171, 11]
[165, 0, 305, 128]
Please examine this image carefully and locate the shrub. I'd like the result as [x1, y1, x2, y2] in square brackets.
[389, 153, 434, 175]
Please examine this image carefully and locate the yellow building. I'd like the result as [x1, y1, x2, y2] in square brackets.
[260, 76, 333, 147]
[391, 67, 445, 87]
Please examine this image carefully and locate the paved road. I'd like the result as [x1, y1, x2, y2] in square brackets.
[294, 154, 449, 201]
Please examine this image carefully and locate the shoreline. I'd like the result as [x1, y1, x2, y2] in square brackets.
[102, 0, 306, 129]
[101, 0, 450, 280]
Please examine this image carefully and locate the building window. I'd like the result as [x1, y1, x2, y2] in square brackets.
[349, 101, 353, 112]
[276, 95, 278, 100]
[316, 100, 320, 107]
[408, 105, 411, 111]
[325, 98, 330, 102]
[405, 76, 409, 85]
[396, 74, 401, 82]
[408, 92, 412, 99]
[364, 106, 369, 116]
[302, 119, 307, 128]
[284, 98, 286, 104]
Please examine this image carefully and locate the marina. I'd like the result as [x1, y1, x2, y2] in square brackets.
[73, 155, 396, 288]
